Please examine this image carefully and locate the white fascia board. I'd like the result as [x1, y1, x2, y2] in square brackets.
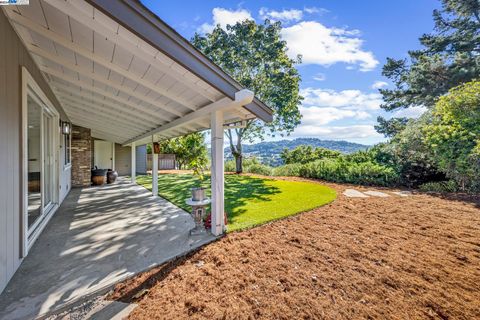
[123, 89, 254, 146]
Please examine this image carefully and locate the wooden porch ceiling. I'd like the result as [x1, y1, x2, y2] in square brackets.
[3, 0, 263, 144]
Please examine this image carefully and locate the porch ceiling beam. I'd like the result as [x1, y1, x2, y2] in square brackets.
[50, 82, 166, 125]
[63, 105, 144, 134]
[38, 0, 219, 102]
[123, 96, 229, 145]
[63, 108, 143, 136]
[42, 67, 173, 122]
[68, 120, 135, 142]
[54, 90, 159, 127]
[71, 120, 129, 142]
[123, 89, 254, 146]
[90, 130, 126, 142]
[58, 97, 152, 131]
[29, 45, 185, 117]
[6, 10, 199, 111]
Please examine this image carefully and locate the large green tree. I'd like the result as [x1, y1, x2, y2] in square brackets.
[377, 0, 480, 137]
[192, 20, 302, 173]
[157, 132, 208, 176]
[423, 80, 480, 191]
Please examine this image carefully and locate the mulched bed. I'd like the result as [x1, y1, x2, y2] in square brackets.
[110, 179, 480, 319]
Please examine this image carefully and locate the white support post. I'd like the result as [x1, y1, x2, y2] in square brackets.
[152, 141, 159, 197]
[131, 141, 136, 184]
[210, 110, 225, 236]
[111, 142, 115, 170]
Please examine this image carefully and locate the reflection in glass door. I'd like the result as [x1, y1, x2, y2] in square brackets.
[27, 96, 42, 229]
[27, 93, 57, 237]
[42, 112, 54, 213]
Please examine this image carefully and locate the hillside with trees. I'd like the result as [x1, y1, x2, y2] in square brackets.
[223, 138, 367, 166]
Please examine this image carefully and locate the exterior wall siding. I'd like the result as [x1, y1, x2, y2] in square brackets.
[114, 144, 132, 176]
[136, 145, 147, 174]
[0, 11, 69, 294]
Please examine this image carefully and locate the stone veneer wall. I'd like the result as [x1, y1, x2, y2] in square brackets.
[71, 125, 92, 187]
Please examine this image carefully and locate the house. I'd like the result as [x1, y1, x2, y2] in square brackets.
[0, 0, 271, 301]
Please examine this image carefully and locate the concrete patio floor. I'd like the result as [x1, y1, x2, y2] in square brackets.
[0, 178, 215, 320]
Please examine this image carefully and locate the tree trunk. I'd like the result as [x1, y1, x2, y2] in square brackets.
[226, 128, 243, 174]
[235, 154, 243, 174]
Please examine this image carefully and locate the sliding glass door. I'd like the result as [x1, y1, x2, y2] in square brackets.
[26, 92, 57, 239]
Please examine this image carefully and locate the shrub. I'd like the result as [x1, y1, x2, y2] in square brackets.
[226, 157, 272, 176]
[226, 156, 399, 187]
[244, 162, 273, 176]
[423, 80, 480, 192]
[299, 159, 398, 186]
[380, 118, 446, 187]
[225, 160, 236, 172]
[272, 163, 302, 176]
[419, 180, 459, 193]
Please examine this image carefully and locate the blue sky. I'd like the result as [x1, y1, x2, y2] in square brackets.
[142, 0, 440, 145]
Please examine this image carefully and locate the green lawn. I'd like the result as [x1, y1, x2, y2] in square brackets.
[137, 173, 337, 232]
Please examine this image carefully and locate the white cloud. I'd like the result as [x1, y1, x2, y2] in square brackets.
[292, 124, 382, 140]
[304, 7, 329, 15]
[281, 21, 378, 71]
[198, 8, 252, 33]
[392, 106, 427, 119]
[259, 8, 303, 22]
[371, 81, 388, 89]
[300, 105, 370, 126]
[291, 87, 385, 143]
[301, 88, 383, 111]
[313, 73, 326, 81]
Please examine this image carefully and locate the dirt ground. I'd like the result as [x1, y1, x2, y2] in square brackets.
[111, 178, 480, 320]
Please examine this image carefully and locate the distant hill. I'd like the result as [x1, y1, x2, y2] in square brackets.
[224, 138, 369, 166]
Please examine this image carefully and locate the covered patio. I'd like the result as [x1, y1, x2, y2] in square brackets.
[3, 0, 271, 236]
[0, 177, 214, 320]
[0, 0, 271, 316]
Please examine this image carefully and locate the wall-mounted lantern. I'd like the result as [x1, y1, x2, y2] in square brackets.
[61, 121, 71, 135]
[153, 142, 160, 154]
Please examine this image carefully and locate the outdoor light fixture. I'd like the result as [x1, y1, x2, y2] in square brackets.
[61, 121, 71, 135]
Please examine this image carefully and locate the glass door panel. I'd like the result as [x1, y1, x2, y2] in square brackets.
[27, 96, 42, 229]
[27, 93, 56, 236]
[42, 113, 54, 212]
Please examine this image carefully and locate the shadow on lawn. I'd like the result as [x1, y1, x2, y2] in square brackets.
[224, 174, 280, 221]
[137, 174, 281, 222]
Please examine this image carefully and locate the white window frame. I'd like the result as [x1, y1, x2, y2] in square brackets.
[21, 67, 60, 257]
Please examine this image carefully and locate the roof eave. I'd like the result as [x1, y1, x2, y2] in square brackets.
[86, 0, 273, 123]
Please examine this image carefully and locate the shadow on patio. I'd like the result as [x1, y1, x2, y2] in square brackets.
[0, 178, 214, 320]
